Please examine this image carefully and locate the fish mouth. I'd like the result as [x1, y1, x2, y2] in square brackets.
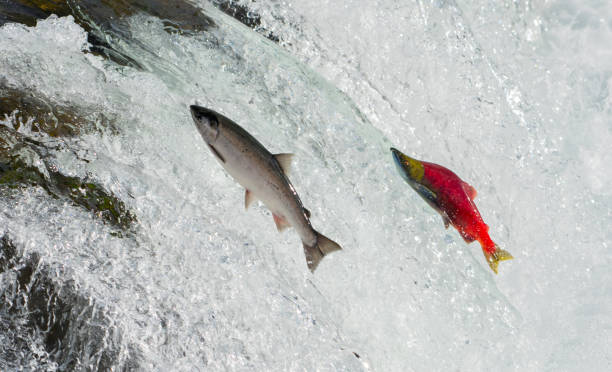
[190, 105, 220, 124]
[390, 147, 409, 182]
[190, 104, 220, 142]
[190, 104, 210, 122]
[189, 105, 199, 116]
[390, 147, 402, 165]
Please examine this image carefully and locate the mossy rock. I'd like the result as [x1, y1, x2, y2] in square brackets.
[0, 76, 121, 137]
[52, 175, 137, 230]
[0, 125, 137, 230]
[0, 86, 91, 137]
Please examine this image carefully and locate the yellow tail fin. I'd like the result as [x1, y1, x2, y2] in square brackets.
[484, 245, 513, 274]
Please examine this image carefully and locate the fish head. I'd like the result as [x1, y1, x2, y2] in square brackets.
[390, 148, 425, 184]
[391, 147, 438, 204]
[190, 105, 220, 144]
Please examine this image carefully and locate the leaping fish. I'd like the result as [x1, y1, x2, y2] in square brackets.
[390, 147, 513, 274]
[190, 105, 341, 272]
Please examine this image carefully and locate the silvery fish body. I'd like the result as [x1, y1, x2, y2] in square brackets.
[190, 105, 341, 272]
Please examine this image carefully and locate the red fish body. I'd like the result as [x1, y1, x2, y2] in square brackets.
[391, 148, 512, 273]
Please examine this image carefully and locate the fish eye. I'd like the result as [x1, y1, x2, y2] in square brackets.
[191, 106, 220, 140]
[195, 111, 218, 129]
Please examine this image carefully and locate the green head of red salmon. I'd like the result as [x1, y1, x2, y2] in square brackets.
[390, 147, 439, 206]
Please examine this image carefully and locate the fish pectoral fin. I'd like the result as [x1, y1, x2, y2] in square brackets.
[274, 153, 294, 175]
[442, 216, 450, 229]
[303, 208, 311, 218]
[207, 143, 225, 163]
[415, 184, 437, 202]
[462, 181, 477, 200]
[245, 189, 257, 210]
[272, 213, 291, 232]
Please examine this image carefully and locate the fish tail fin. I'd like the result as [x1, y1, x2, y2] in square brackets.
[303, 231, 342, 273]
[484, 244, 513, 274]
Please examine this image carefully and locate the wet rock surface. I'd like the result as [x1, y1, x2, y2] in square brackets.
[0, 1, 280, 50]
[0, 0, 217, 68]
[0, 234, 131, 370]
[212, 0, 280, 42]
[0, 85, 116, 137]
[0, 125, 136, 230]
[0, 0, 215, 31]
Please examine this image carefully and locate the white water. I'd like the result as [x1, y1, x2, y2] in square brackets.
[1, 0, 611, 370]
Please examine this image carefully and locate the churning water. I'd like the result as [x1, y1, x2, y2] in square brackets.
[0, 0, 610, 370]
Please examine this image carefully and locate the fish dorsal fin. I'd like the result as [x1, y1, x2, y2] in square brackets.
[462, 181, 477, 200]
[274, 153, 294, 175]
[245, 189, 257, 210]
[303, 208, 311, 218]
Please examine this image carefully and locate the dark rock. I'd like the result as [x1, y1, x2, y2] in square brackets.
[214, 0, 261, 29]
[212, 0, 280, 42]
[0, 85, 116, 137]
[0, 234, 133, 370]
[0, 0, 218, 68]
[0, 234, 18, 273]
[0, 0, 216, 32]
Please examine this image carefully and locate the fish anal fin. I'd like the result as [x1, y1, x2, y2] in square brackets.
[459, 229, 476, 243]
[462, 181, 477, 200]
[462, 236, 476, 243]
[274, 153, 294, 175]
[272, 213, 291, 232]
[442, 215, 450, 229]
[245, 189, 257, 210]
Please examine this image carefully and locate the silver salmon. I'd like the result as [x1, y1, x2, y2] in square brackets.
[190, 105, 341, 272]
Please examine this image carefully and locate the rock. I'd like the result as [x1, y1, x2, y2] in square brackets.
[213, 0, 280, 42]
[0, 234, 133, 370]
[0, 0, 217, 68]
[0, 85, 112, 137]
[0, 125, 137, 230]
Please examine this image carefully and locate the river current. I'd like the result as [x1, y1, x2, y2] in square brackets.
[1, 1, 610, 370]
